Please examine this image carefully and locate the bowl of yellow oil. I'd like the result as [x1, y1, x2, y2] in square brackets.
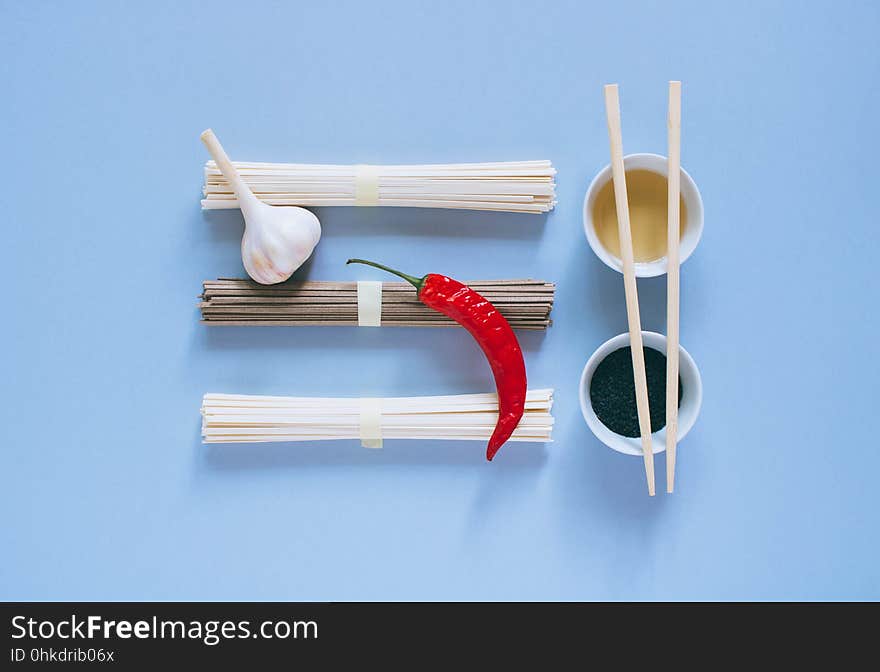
[583, 153, 703, 277]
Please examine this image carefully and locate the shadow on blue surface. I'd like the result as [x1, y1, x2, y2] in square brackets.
[202, 206, 547, 242]
[196, 431, 548, 470]
[313, 206, 548, 241]
[198, 322, 548, 353]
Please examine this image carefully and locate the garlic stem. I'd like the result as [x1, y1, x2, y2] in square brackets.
[200, 129, 260, 216]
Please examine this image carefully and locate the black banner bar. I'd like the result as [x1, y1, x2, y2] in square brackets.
[2, 602, 874, 666]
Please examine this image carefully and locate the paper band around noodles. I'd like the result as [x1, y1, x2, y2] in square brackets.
[354, 164, 380, 206]
[359, 398, 383, 448]
[356, 281, 382, 327]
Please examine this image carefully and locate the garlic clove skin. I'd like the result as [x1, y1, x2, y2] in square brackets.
[241, 201, 321, 285]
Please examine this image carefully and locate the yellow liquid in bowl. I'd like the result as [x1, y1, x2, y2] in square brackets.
[592, 169, 687, 263]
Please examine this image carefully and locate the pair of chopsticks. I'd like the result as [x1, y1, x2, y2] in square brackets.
[603, 82, 682, 496]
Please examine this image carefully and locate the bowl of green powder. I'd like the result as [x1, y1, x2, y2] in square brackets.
[579, 331, 702, 456]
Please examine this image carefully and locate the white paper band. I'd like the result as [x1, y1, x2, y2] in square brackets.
[357, 280, 382, 327]
[359, 398, 383, 449]
[354, 164, 380, 206]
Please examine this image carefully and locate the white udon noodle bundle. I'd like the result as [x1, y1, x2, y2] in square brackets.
[201, 389, 554, 444]
[202, 160, 557, 214]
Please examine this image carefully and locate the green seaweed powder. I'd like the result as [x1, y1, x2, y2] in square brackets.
[589, 346, 683, 438]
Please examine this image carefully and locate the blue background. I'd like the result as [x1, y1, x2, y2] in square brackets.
[2, 0, 878, 601]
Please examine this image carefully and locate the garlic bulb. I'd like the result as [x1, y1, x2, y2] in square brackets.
[200, 129, 321, 285]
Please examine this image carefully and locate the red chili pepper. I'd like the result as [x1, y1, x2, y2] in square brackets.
[347, 258, 527, 460]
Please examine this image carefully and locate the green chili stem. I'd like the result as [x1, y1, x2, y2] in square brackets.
[346, 258, 425, 291]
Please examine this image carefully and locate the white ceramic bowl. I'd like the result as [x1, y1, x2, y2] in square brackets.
[583, 153, 704, 278]
[579, 331, 702, 455]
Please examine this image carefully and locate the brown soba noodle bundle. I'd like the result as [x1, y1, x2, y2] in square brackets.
[199, 278, 554, 330]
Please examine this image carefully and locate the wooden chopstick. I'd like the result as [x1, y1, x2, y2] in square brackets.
[603, 84, 656, 496]
[666, 81, 682, 494]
